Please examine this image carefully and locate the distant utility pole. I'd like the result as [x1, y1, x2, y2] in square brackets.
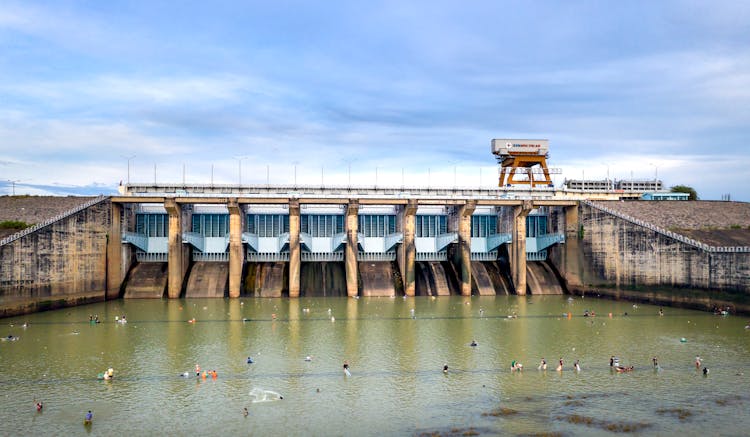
[7, 179, 22, 196]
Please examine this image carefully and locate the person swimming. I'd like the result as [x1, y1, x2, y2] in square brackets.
[538, 358, 547, 370]
[556, 358, 563, 371]
[36, 401, 43, 412]
[343, 361, 351, 376]
[574, 360, 581, 372]
[443, 364, 448, 374]
[305, 356, 312, 362]
[243, 407, 249, 417]
[703, 367, 709, 375]
[652, 357, 659, 368]
[470, 340, 478, 347]
[247, 357, 254, 364]
[695, 356, 702, 369]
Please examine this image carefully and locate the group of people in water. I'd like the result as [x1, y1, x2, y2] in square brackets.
[193, 365, 218, 380]
[87, 314, 129, 325]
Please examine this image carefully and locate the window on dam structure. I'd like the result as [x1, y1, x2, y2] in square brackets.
[358, 215, 396, 237]
[471, 215, 497, 238]
[526, 215, 548, 237]
[192, 214, 229, 237]
[247, 214, 289, 237]
[136, 213, 168, 237]
[415, 215, 447, 237]
[301, 214, 345, 237]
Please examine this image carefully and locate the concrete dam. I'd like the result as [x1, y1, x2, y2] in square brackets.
[2, 185, 750, 316]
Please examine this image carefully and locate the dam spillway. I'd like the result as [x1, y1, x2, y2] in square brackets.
[112, 185, 574, 299]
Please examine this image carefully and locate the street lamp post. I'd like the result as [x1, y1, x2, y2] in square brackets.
[234, 156, 248, 185]
[648, 162, 661, 191]
[601, 162, 612, 191]
[121, 155, 136, 185]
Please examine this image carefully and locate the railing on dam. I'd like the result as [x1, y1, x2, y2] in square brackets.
[526, 233, 566, 253]
[584, 200, 750, 253]
[0, 196, 108, 247]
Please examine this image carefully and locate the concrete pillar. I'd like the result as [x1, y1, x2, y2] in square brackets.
[512, 200, 533, 295]
[400, 201, 418, 296]
[561, 203, 584, 289]
[345, 200, 359, 297]
[228, 199, 243, 298]
[458, 201, 476, 296]
[288, 200, 301, 297]
[106, 201, 123, 300]
[165, 199, 185, 299]
[564, 205, 579, 237]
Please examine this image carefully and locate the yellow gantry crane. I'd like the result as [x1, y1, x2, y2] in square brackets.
[491, 139, 559, 187]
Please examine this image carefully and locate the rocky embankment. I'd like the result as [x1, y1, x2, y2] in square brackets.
[593, 200, 750, 246]
[0, 196, 96, 239]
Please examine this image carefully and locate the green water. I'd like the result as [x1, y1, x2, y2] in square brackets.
[1, 296, 749, 436]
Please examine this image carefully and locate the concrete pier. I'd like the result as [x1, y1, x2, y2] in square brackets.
[106, 202, 122, 299]
[288, 199, 301, 297]
[511, 200, 532, 295]
[458, 201, 476, 296]
[400, 201, 418, 296]
[345, 201, 359, 297]
[165, 199, 186, 298]
[228, 198, 243, 298]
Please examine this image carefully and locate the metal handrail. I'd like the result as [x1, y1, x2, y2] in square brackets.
[0, 196, 108, 247]
[583, 201, 750, 253]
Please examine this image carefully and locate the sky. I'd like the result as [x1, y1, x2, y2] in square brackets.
[0, 1, 749, 200]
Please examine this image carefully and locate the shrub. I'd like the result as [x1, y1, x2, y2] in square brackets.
[0, 220, 30, 230]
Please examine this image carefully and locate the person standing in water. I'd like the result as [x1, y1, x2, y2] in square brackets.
[538, 358, 547, 370]
[557, 358, 564, 371]
[652, 357, 659, 368]
[695, 356, 702, 369]
[343, 361, 351, 376]
[84, 411, 93, 425]
[574, 360, 581, 371]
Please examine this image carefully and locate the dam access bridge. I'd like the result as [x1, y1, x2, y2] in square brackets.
[109, 183, 623, 298]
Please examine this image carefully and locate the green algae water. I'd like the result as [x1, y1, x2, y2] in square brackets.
[2, 296, 749, 436]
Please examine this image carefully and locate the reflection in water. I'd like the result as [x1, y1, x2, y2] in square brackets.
[0, 295, 749, 436]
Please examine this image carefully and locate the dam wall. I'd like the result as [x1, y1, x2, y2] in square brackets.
[548, 201, 750, 313]
[0, 197, 112, 316]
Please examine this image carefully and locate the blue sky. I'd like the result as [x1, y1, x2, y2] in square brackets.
[1, 1, 748, 200]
